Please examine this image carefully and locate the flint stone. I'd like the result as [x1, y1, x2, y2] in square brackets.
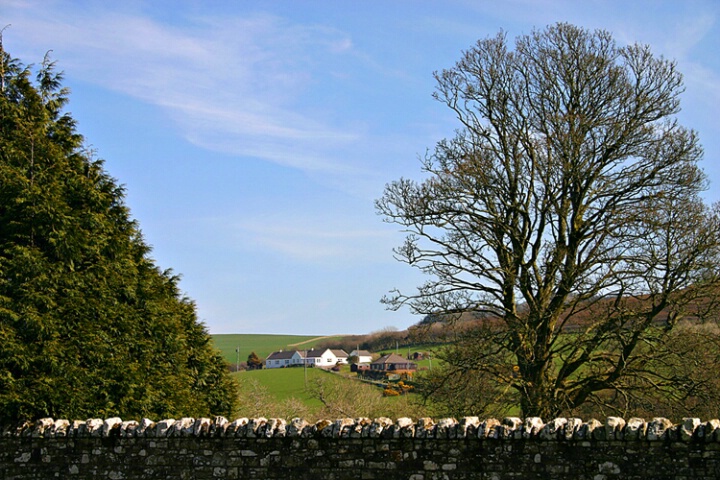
[362, 419, 374, 437]
[32, 418, 55, 437]
[459, 417, 480, 438]
[479, 418, 501, 439]
[501, 417, 523, 439]
[260, 418, 276, 437]
[315, 419, 334, 437]
[301, 424, 315, 438]
[416, 418, 435, 439]
[284, 418, 306, 438]
[136, 418, 155, 437]
[227, 418, 248, 437]
[681, 418, 701, 442]
[577, 419, 602, 441]
[211, 416, 228, 436]
[624, 418, 646, 441]
[69, 420, 83, 437]
[695, 422, 708, 442]
[524, 417, 545, 439]
[260, 418, 278, 437]
[592, 421, 608, 441]
[436, 418, 458, 439]
[565, 418, 582, 441]
[397, 417, 415, 438]
[120, 421, 138, 438]
[369, 417, 393, 438]
[258, 418, 272, 437]
[352, 418, 372, 438]
[86, 419, 104, 437]
[102, 418, 122, 437]
[173, 418, 195, 437]
[247, 418, 267, 437]
[605, 417, 626, 441]
[53, 419, 71, 438]
[19, 421, 33, 437]
[271, 418, 287, 437]
[540, 418, 567, 441]
[333, 418, 355, 438]
[647, 418, 673, 441]
[236, 417, 252, 437]
[155, 419, 176, 437]
[667, 425, 682, 441]
[195, 418, 212, 437]
[704, 419, 720, 442]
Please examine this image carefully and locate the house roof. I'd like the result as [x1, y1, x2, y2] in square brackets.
[305, 348, 326, 358]
[304, 348, 348, 358]
[351, 350, 372, 357]
[371, 353, 410, 365]
[266, 350, 297, 360]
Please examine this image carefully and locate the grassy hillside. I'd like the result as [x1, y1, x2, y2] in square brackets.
[211, 334, 345, 366]
[231, 365, 428, 421]
[236, 367, 327, 408]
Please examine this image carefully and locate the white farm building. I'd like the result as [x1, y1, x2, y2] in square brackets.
[265, 348, 349, 369]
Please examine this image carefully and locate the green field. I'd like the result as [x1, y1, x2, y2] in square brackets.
[231, 364, 427, 420]
[211, 334, 345, 366]
[235, 367, 329, 407]
[212, 334, 434, 420]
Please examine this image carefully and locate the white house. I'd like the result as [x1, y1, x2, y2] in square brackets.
[349, 350, 373, 364]
[265, 348, 350, 369]
[331, 349, 349, 364]
[304, 348, 349, 367]
[265, 350, 304, 369]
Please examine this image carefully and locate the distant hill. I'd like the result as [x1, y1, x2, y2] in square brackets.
[211, 334, 346, 366]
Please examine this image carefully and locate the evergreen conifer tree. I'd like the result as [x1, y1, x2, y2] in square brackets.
[0, 45, 237, 423]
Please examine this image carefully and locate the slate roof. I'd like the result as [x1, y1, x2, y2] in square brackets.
[266, 350, 297, 360]
[371, 353, 409, 365]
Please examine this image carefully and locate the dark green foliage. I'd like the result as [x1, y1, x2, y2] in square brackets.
[0, 47, 237, 423]
[246, 351, 262, 370]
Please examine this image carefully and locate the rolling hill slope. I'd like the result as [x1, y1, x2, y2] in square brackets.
[211, 334, 345, 366]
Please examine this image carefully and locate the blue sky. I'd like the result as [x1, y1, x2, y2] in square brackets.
[2, 0, 719, 335]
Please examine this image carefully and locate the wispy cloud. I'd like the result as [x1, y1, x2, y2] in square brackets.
[662, 12, 715, 59]
[664, 13, 720, 106]
[4, 2, 363, 174]
[229, 216, 393, 264]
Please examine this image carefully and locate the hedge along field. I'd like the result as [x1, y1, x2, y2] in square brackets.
[211, 334, 346, 366]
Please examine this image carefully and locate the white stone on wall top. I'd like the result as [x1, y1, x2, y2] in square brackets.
[5, 416, 720, 443]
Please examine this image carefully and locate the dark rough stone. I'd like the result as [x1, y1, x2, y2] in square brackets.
[3, 416, 720, 479]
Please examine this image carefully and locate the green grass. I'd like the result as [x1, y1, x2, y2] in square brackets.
[213, 334, 439, 418]
[211, 334, 345, 365]
[233, 366, 425, 419]
[236, 367, 328, 407]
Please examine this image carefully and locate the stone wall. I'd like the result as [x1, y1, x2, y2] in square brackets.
[2, 416, 720, 479]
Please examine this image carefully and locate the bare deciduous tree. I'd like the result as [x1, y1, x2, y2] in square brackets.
[377, 23, 720, 418]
